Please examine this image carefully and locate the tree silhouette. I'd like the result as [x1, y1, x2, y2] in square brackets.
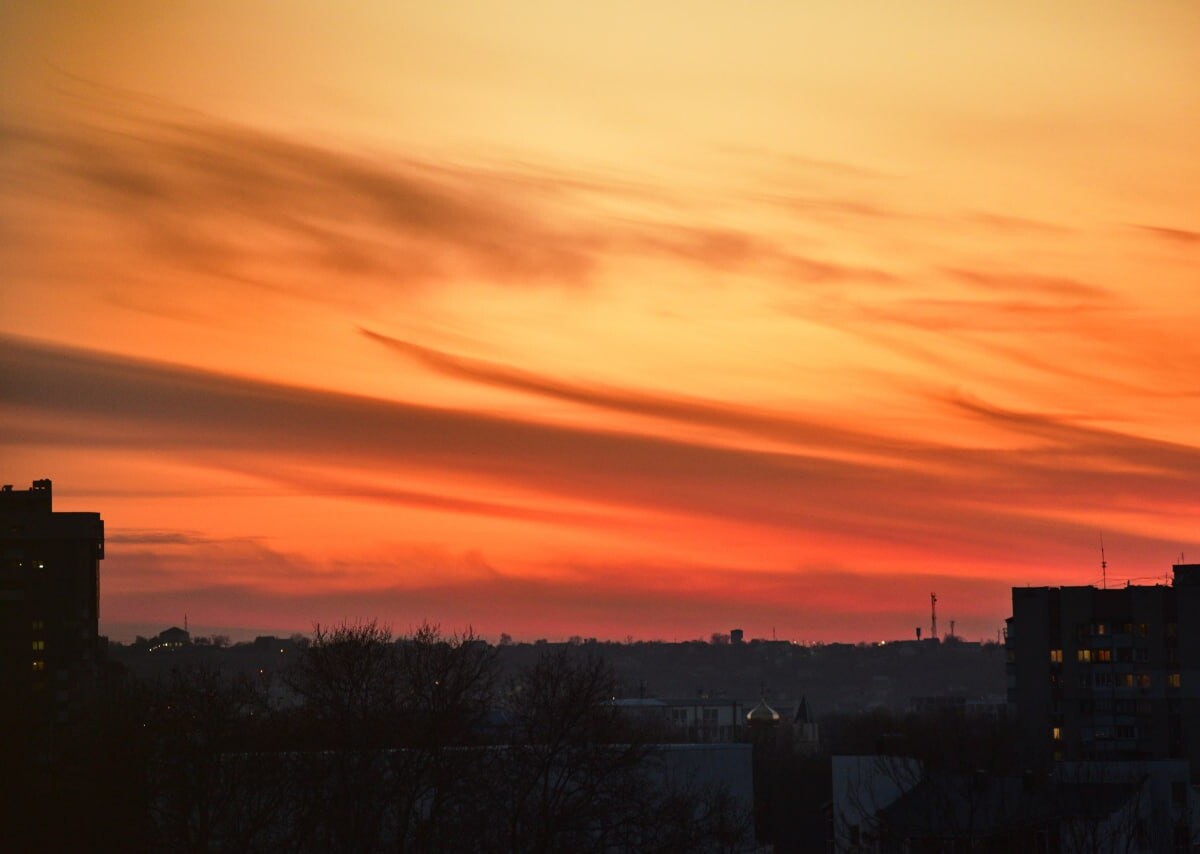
[20, 621, 756, 852]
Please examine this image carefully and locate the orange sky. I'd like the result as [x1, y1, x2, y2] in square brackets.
[2, 1, 1199, 643]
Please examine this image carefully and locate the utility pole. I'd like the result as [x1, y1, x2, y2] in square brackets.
[930, 592, 938, 641]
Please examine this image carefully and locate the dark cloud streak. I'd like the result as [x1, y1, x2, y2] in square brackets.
[1136, 224, 1200, 246]
[359, 327, 916, 457]
[4, 334, 1197, 568]
[2, 107, 903, 299]
[944, 268, 1112, 300]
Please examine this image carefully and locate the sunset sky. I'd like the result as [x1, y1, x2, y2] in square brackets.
[3, 1, 1199, 643]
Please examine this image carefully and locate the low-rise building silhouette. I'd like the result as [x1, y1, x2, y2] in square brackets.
[147, 625, 191, 652]
[0, 479, 104, 729]
[831, 755, 1198, 852]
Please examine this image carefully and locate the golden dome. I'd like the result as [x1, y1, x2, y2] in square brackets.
[746, 698, 780, 726]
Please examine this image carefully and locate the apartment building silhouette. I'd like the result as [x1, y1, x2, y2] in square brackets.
[1006, 563, 1200, 780]
[1, 479, 104, 730]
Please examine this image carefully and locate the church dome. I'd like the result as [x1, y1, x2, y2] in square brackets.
[746, 698, 780, 726]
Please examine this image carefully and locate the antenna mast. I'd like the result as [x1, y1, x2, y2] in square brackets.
[930, 592, 938, 641]
[1100, 535, 1107, 589]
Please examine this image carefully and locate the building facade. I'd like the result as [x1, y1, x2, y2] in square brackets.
[613, 696, 749, 742]
[1006, 564, 1200, 780]
[0, 479, 105, 729]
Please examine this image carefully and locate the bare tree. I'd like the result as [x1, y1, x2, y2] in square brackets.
[492, 647, 659, 852]
[125, 622, 755, 852]
[280, 620, 402, 851]
[285, 619, 399, 748]
[389, 624, 498, 851]
[144, 664, 288, 852]
[278, 620, 502, 851]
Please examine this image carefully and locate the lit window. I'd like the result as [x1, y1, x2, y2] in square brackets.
[1052, 726, 1062, 740]
[1050, 649, 1063, 663]
[31, 640, 44, 651]
[1168, 673, 1181, 689]
[1121, 674, 1135, 688]
[1137, 674, 1151, 689]
[1077, 649, 1092, 663]
[31, 620, 44, 631]
[32, 660, 45, 671]
[1095, 623, 1108, 636]
[1096, 649, 1112, 662]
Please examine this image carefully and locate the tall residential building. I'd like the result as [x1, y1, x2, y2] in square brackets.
[0, 479, 104, 729]
[1006, 564, 1200, 780]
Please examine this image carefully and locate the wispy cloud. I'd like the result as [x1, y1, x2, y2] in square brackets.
[1136, 224, 1200, 246]
[102, 545, 1017, 643]
[855, 298, 1102, 333]
[944, 268, 1112, 301]
[1, 115, 604, 295]
[2, 100, 914, 312]
[106, 529, 213, 545]
[5, 334, 1196, 578]
[359, 326, 911, 455]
